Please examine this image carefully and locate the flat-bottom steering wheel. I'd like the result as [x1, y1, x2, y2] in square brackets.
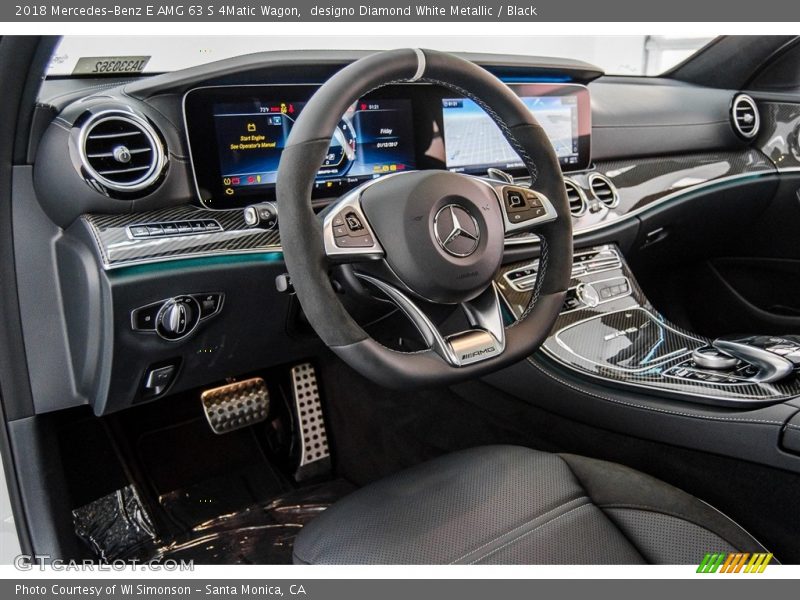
[276, 49, 573, 388]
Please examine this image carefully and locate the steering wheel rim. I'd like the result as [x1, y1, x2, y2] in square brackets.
[276, 48, 573, 388]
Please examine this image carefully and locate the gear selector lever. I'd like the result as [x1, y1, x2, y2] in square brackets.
[709, 335, 797, 383]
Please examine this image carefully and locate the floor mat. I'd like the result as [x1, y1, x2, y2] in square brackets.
[156, 479, 354, 564]
[96, 377, 353, 564]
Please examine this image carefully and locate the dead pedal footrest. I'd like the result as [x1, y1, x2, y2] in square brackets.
[291, 363, 331, 480]
[201, 377, 270, 434]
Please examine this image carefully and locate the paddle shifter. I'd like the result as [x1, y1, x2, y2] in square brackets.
[691, 335, 800, 383]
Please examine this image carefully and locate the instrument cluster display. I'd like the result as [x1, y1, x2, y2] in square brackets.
[212, 97, 415, 201]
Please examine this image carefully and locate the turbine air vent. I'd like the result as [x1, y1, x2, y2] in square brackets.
[731, 94, 760, 139]
[79, 112, 166, 194]
[564, 178, 587, 217]
[588, 173, 619, 209]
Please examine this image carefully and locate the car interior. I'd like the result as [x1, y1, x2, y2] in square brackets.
[2, 34, 800, 565]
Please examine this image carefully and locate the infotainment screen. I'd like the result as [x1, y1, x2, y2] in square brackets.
[441, 84, 591, 173]
[207, 95, 415, 204]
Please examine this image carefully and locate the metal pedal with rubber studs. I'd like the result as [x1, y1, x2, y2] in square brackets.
[290, 363, 331, 480]
[201, 377, 270, 434]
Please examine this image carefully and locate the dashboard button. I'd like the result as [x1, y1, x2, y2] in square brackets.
[131, 303, 161, 331]
[129, 225, 149, 238]
[197, 292, 224, 319]
[146, 224, 164, 236]
[144, 364, 177, 397]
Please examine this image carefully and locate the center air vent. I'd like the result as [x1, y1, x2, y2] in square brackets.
[588, 173, 619, 208]
[564, 178, 587, 217]
[79, 112, 166, 194]
[731, 94, 760, 139]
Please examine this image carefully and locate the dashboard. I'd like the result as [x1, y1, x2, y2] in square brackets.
[183, 82, 591, 208]
[23, 49, 800, 417]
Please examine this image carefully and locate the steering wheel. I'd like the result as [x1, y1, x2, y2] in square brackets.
[276, 49, 573, 388]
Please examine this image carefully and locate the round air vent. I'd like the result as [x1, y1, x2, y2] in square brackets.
[564, 177, 587, 217]
[78, 111, 166, 194]
[731, 94, 760, 139]
[588, 173, 619, 209]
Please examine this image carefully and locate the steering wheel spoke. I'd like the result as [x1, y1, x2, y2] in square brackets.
[322, 183, 385, 263]
[475, 177, 558, 234]
[355, 273, 506, 367]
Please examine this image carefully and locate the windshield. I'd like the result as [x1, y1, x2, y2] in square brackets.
[48, 35, 714, 77]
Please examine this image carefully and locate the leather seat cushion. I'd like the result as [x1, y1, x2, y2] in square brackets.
[293, 445, 770, 564]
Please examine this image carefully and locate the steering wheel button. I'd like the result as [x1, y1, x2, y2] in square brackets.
[504, 189, 527, 211]
[335, 234, 373, 248]
[524, 192, 543, 208]
[345, 212, 365, 231]
[511, 207, 543, 223]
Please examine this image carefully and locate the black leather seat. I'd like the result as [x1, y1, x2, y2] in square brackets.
[294, 446, 770, 564]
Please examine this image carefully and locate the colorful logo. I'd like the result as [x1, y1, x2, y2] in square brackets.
[697, 552, 773, 573]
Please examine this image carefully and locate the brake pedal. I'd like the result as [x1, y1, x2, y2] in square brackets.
[290, 363, 331, 480]
[201, 377, 270, 434]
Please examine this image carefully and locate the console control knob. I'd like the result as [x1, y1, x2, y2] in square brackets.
[712, 336, 795, 383]
[157, 296, 201, 341]
[575, 282, 600, 308]
[692, 346, 739, 370]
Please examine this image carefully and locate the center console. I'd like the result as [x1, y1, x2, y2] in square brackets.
[496, 244, 800, 407]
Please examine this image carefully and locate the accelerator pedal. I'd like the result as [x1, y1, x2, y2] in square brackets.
[290, 363, 331, 481]
[201, 377, 270, 434]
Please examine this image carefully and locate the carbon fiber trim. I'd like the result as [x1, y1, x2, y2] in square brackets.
[497, 244, 800, 406]
[757, 101, 800, 171]
[82, 205, 281, 269]
[83, 149, 776, 266]
[505, 150, 775, 243]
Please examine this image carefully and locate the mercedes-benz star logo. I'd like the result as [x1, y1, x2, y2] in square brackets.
[433, 204, 481, 257]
